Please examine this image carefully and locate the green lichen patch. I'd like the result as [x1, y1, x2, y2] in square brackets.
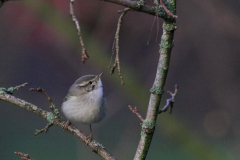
[141, 119, 156, 138]
[135, 0, 146, 8]
[47, 112, 54, 124]
[142, 119, 156, 130]
[95, 142, 105, 149]
[150, 86, 164, 95]
[0, 87, 15, 94]
[50, 104, 61, 119]
[163, 22, 177, 32]
[159, 36, 173, 50]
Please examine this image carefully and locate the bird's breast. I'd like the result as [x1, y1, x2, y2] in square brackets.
[61, 87, 106, 124]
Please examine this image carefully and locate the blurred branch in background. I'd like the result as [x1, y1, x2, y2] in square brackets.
[15, 151, 34, 160]
[0, 0, 7, 7]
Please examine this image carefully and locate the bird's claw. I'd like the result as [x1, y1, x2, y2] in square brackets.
[63, 120, 71, 130]
[86, 134, 92, 145]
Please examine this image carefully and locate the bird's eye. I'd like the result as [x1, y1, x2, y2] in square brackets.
[89, 81, 92, 84]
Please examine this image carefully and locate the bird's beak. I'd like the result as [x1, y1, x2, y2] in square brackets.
[96, 72, 103, 81]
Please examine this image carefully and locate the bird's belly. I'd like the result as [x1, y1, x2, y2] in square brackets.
[62, 96, 106, 125]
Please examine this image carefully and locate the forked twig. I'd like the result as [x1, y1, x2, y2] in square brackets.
[159, 84, 178, 114]
[35, 123, 53, 136]
[159, 0, 178, 19]
[29, 87, 53, 105]
[29, 87, 61, 119]
[128, 105, 144, 122]
[15, 152, 34, 160]
[70, 0, 89, 63]
[110, 8, 131, 85]
[29, 87, 61, 135]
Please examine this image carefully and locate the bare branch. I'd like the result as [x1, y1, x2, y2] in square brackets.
[0, 93, 116, 160]
[128, 105, 144, 122]
[14, 83, 28, 91]
[70, 0, 89, 63]
[14, 152, 34, 160]
[110, 8, 131, 85]
[29, 87, 53, 105]
[35, 123, 53, 136]
[159, 84, 178, 114]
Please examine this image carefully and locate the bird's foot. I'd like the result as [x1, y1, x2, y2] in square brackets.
[86, 134, 92, 145]
[63, 120, 71, 130]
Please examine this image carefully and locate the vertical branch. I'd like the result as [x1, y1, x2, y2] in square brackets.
[133, 0, 177, 159]
[70, 0, 89, 63]
[110, 8, 131, 85]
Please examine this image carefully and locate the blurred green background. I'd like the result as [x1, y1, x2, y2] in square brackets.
[0, 0, 240, 159]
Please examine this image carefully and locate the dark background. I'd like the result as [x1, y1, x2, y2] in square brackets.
[0, 0, 240, 159]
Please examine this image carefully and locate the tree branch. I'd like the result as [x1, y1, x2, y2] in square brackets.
[133, 0, 177, 159]
[101, 0, 175, 19]
[0, 93, 116, 160]
[15, 152, 34, 160]
[159, 84, 178, 114]
[70, 0, 89, 63]
[110, 8, 131, 85]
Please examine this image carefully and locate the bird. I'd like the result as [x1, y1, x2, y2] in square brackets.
[61, 73, 106, 144]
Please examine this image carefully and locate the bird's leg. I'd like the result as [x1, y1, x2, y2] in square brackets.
[86, 125, 93, 144]
[63, 120, 71, 130]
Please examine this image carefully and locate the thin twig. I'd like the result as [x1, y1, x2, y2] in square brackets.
[128, 105, 144, 122]
[29, 87, 61, 119]
[35, 123, 53, 136]
[14, 152, 34, 160]
[14, 83, 28, 91]
[156, 15, 159, 42]
[110, 8, 131, 85]
[108, 38, 116, 68]
[70, 0, 89, 63]
[159, 84, 178, 114]
[159, 0, 178, 19]
[0, 93, 116, 160]
[147, 15, 157, 45]
[29, 87, 53, 106]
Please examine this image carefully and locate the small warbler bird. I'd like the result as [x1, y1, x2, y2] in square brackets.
[61, 73, 106, 143]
